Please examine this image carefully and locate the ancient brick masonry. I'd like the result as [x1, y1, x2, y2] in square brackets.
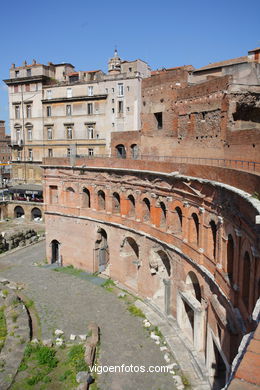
[42, 155, 260, 390]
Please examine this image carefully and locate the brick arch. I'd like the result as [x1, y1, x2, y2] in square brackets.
[126, 194, 136, 218]
[188, 210, 200, 246]
[120, 236, 140, 290]
[82, 187, 91, 208]
[97, 189, 106, 211]
[112, 192, 121, 214]
[149, 247, 172, 314]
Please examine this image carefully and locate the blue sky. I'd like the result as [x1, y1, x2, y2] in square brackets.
[0, 0, 259, 131]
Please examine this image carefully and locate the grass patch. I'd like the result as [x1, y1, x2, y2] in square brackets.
[181, 374, 191, 387]
[66, 344, 88, 372]
[127, 304, 145, 318]
[101, 278, 115, 291]
[0, 307, 7, 352]
[53, 265, 83, 277]
[11, 342, 90, 389]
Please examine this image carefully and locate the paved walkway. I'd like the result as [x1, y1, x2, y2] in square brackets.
[0, 241, 176, 390]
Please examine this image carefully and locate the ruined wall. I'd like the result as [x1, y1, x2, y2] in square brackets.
[141, 66, 192, 136]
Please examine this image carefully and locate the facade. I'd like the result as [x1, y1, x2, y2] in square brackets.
[42, 48, 260, 390]
[4, 51, 150, 185]
[0, 121, 11, 186]
[0, 121, 11, 164]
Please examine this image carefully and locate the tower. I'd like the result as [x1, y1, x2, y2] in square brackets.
[108, 49, 122, 74]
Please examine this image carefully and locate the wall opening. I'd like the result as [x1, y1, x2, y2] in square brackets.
[154, 112, 163, 129]
[227, 234, 234, 283]
[116, 144, 126, 159]
[95, 228, 109, 273]
[127, 195, 135, 218]
[242, 251, 250, 308]
[51, 240, 60, 264]
[120, 237, 139, 290]
[210, 220, 217, 260]
[31, 207, 42, 221]
[131, 144, 139, 159]
[142, 198, 150, 222]
[97, 190, 106, 210]
[112, 192, 120, 214]
[82, 188, 91, 208]
[14, 206, 25, 219]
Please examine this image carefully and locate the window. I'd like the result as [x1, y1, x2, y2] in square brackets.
[66, 105, 72, 116]
[47, 128, 53, 140]
[14, 85, 18, 93]
[17, 150, 21, 161]
[27, 69, 31, 77]
[154, 112, 163, 129]
[88, 148, 94, 156]
[28, 149, 33, 161]
[129, 67, 132, 72]
[26, 105, 31, 118]
[67, 148, 71, 157]
[67, 88, 72, 98]
[16, 129, 21, 143]
[48, 149, 53, 157]
[127, 86, 130, 91]
[26, 84, 30, 92]
[112, 88, 114, 93]
[112, 98, 114, 103]
[118, 83, 124, 96]
[47, 106, 51, 117]
[15, 70, 19, 78]
[88, 126, 94, 139]
[87, 103, 93, 115]
[47, 90, 52, 99]
[112, 108, 115, 113]
[118, 101, 124, 113]
[88, 86, 93, 96]
[67, 127, 72, 139]
[27, 128, 32, 141]
[15, 105, 20, 119]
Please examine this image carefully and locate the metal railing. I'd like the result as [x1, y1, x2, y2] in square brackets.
[71, 154, 260, 174]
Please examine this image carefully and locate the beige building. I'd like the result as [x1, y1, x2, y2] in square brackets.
[4, 51, 150, 184]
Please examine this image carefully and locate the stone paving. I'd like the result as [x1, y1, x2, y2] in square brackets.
[0, 241, 177, 390]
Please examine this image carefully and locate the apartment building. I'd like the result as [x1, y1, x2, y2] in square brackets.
[4, 51, 150, 184]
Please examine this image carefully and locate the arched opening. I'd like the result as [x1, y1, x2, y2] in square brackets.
[97, 190, 106, 210]
[178, 272, 202, 346]
[127, 195, 135, 218]
[51, 240, 60, 264]
[151, 250, 171, 314]
[209, 220, 217, 260]
[227, 234, 234, 283]
[95, 228, 109, 272]
[120, 237, 139, 289]
[112, 192, 120, 214]
[211, 341, 227, 389]
[160, 202, 167, 229]
[131, 144, 139, 159]
[116, 144, 126, 159]
[242, 251, 251, 308]
[65, 187, 75, 203]
[173, 206, 182, 234]
[142, 198, 150, 222]
[14, 206, 25, 219]
[82, 188, 90, 208]
[186, 271, 201, 302]
[190, 213, 199, 245]
[31, 207, 42, 221]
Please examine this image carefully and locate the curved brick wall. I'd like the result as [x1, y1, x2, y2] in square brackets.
[43, 160, 260, 389]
